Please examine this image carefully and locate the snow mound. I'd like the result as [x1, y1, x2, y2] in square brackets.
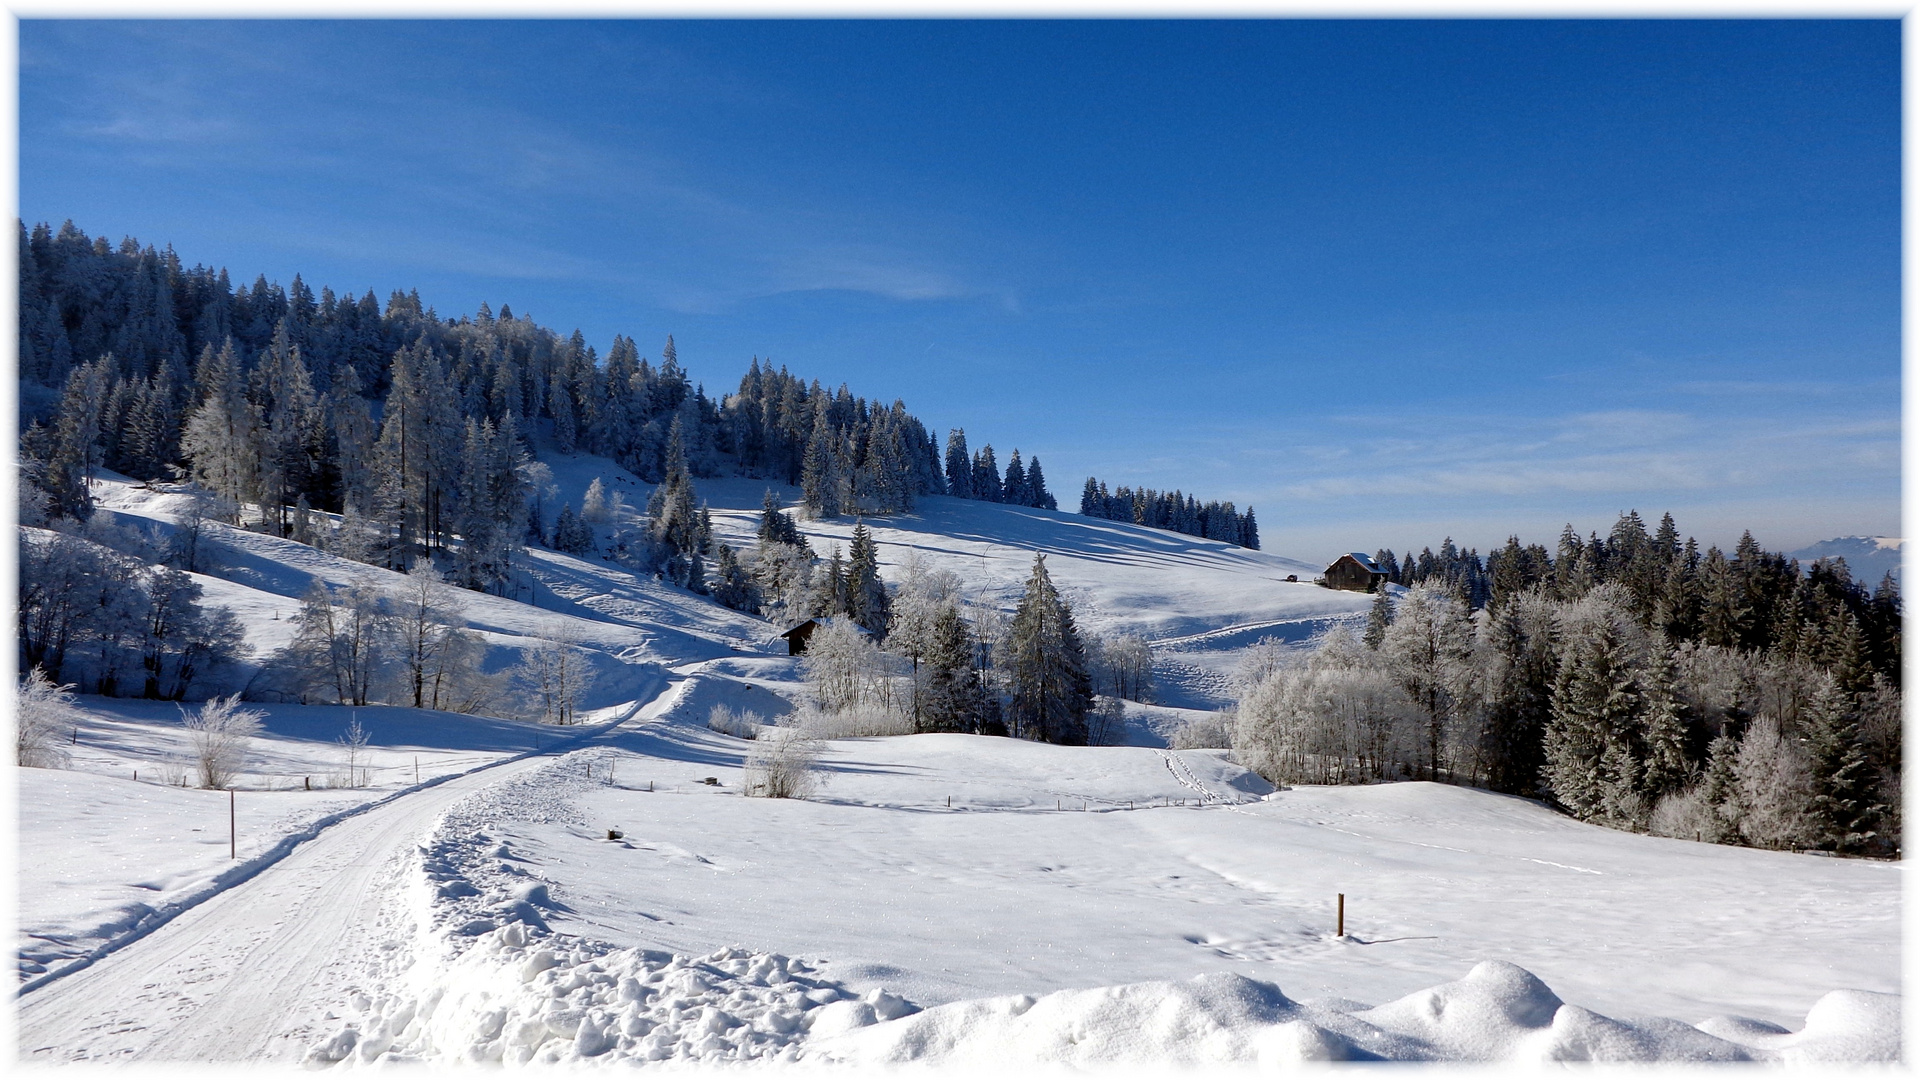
[309, 749, 920, 1067]
[310, 931, 896, 1066]
[814, 960, 1899, 1065]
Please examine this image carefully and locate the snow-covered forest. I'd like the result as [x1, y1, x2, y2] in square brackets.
[1230, 514, 1903, 855]
[18, 220, 1048, 560]
[1079, 476, 1260, 550]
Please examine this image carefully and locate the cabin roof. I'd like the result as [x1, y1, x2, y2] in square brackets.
[779, 616, 873, 638]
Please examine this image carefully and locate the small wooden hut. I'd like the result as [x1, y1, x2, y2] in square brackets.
[1324, 553, 1389, 593]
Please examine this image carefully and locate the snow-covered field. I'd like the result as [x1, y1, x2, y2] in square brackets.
[13, 470, 1902, 1065]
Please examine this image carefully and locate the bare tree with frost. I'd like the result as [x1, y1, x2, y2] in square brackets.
[514, 622, 596, 725]
[183, 695, 265, 788]
[15, 667, 79, 769]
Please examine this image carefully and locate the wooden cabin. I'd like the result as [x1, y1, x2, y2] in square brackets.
[777, 616, 872, 656]
[1324, 552, 1389, 593]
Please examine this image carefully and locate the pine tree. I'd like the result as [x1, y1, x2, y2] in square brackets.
[553, 503, 594, 555]
[40, 358, 113, 520]
[1802, 675, 1880, 853]
[1699, 546, 1748, 648]
[1005, 553, 1093, 744]
[757, 489, 803, 546]
[800, 420, 840, 518]
[921, 602, 991, 733]
[1544, 603, 1642, 820]
[1698, 734, 1742, 843]
[1002, 450, 1029, 507]
[845, 521, 890, 636]
[1363, 589, 1394, 649]
[1638, 643, 1692, 800]
[1080, 477, 1102, 516]
[711, 543, 757, 612]
[944, 429, 973, 499]
[814, 544, 848, 618]
[972, 445, 1001, 502]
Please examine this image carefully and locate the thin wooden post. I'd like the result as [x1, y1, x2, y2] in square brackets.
[305, 776, 311, 790]
[230, 789, 237, 860]
[1337, 893, 1345, 937]
[415, 756, 421, 784]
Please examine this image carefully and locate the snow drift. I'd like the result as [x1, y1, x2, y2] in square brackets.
[814, 961, 1899, 1065]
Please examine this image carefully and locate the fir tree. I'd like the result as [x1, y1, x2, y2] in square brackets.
[1802, 675, 1880, 853]
[1005, 553, 1093, 744]
[1003, 450, 1029, 508]
[944, 429, 974, 499]
[1024, 456, 1054, 510]
[845, 522, 890, 636]
[1363, 589, 1394, 649]
[711, 543, 757, 613]
[971, 445, 1001, 502]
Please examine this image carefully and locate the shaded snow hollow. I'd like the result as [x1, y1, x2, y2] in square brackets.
[310, 751, 1899, 1067]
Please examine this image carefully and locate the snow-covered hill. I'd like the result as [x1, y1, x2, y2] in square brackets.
[536, 451, 1375, 709]
[1788, 535, 1903, 586]
[13, 470, 1902, 1065]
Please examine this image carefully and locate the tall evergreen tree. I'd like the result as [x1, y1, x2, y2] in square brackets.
[845, 521, 890, 636]
[1005, 553, 1093, 744]
[944, 429, 974, 500]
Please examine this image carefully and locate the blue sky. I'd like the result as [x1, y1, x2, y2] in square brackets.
[19, 19, 1900, 561]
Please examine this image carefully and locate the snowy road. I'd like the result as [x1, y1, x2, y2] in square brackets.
[16, 697, 663, 1063]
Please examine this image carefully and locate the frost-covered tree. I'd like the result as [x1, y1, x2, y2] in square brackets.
[710, 543, 758, 613]
[581, 478, 611, 524]
[803, 617, 894, 715]
[387, 563, 471, 710]
[1234, 630, 1417, 785]
[15, 668, 79, 769]
[1543, 587, 1645, 821]
[183, 695, 265, 788]
[1093, 633, 1154, 702]
[514, 623, 597, 725]
[1378, 582, 1477, 781]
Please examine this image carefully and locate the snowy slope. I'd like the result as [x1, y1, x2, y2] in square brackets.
[302, 705, 1900, 1066]
[537, 452, 1374, 708]
[15, 468, 1902, 1065]
[412, 706, 1900, 1030]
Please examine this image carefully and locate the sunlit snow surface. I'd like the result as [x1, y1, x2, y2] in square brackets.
[317, 723, 1899, 1066]
[21, 471, 1903, 1065]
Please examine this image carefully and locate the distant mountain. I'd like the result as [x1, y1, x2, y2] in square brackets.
[1788, 536, 1903, 586]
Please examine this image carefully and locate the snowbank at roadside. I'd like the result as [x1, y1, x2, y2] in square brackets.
[813, 960, 1899, 1065]
[309, 749, 924, 1067]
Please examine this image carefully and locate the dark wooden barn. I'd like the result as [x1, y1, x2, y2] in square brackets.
[1324, 552, 1390, 593]
[777, 617, 872, 656]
